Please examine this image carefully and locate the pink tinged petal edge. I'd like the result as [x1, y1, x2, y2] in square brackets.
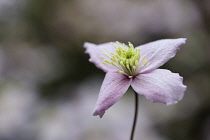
[136, 38, 187, 74]
[131, 69, 186, 105]
[93, 72, 132, 118]
[84, 42, 122, 72]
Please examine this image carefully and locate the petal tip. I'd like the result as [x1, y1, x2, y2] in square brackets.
[167, 84, 187, 106]
[83, 42, 92, 48]
[83, 42, 92, 53]
[174, 38, 187, 47]
[174, 38, 187, 49]
[93, 108, 105, 118]
[166, 100, 178, 106]
[83, 42, 97, 53]
[178, 38, 187, 44]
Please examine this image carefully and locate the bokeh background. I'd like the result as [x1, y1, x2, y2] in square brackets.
[0, 0, 209, 140]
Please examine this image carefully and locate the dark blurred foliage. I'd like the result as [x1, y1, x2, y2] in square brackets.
[0, 0, 209, 140]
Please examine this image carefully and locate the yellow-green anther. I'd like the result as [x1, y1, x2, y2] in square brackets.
[142, 56, 147, 66]
[128, 42, 134, 49]
[123, 43, 127, 48]
[111, 52, 115, 56]
[102, 62, 109, 65]
[111, 43, 118, 49]
[111, 58, 116, 62]
[116, 50, 121, 55]
[115, 55, 120, 59]
[126, 60, 129, 65]
[117, 70, 125, 74]
[100, 56, 105, 59]
[135, 60, 138, 66]
[103, 53, 110, 57]
[145, 62, 150, 66]
[129, 59, 134, 66]
[105, 60, 111, 64]
[120, 61, 124, 66]
[126, 64, 130, 69]
[111, 62, 117, 66]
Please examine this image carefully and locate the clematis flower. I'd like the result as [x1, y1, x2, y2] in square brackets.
[84, 38, 187, 118]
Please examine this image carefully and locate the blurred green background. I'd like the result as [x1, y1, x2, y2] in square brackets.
[0, 0, 209, 140]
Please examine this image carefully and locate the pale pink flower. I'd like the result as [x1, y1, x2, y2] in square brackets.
[84, 38, 187, 118]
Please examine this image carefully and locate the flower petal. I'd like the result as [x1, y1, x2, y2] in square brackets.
[93, 72, 132, 118]
[136, 38, 186, 73]
[84, 42, 120, 72]
[131, 69, 186, 105]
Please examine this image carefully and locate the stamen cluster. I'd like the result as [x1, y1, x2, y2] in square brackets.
[102, 42, 141, 78]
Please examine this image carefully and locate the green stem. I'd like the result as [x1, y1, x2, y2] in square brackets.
[130, 91, 139, 140]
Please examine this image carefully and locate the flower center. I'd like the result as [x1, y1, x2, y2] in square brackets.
[102, 42, 142, 78]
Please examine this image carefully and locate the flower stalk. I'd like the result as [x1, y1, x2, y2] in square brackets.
[130, 91, 139, 140]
